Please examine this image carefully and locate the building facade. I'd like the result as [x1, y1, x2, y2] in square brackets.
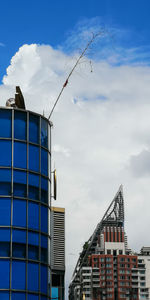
[69, 186, 150, 300]
[0, 103, 51, 299]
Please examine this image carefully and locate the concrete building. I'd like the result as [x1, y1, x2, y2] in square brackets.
[69, 186, 150, 300]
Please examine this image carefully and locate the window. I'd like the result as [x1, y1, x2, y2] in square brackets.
[28, 232, 39, 260]
[0, 140, 11, 167]
[41, 118, 48, 148]
[28, 295, 39, 300]
[0, 260, 9, 288]
[28, 202, 39, 230]
[0, 199, 11, 225]
[0, 242, 10, 257]
[41, 205, 48, 233]
[12, 261, 26, 289]
[41, 149, 48, 176]
[41, 235, 48, 263]
[29, 145, 39, 172]
[41, 265, 48, 294]
[14, 142, 27, 169]
[0, 110, 11, 138]
[27, 262, 39, 291]
[14, 111, 27, 140]
[0, 169, 11, 196]
[12, 229, 26, 258]
[13, 199, 26, 227]
[12, 293, 26, 300]
[28, 173, 39, 200]
[41, 177, 48, 203]
[13, 170, 27, 197]
[29, 114, 39, 144]
[0, 292, 9, 299]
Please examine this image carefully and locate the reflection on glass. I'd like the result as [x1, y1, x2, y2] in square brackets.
[0, 140, 11, 167]
[28, 202, 39, 230]
[41, 118, 48, 148]
[28, 173, 39, 200]
[0, 169, 11, 196]
[0, 110, 11, 138]
[13, 199, 26, 227]
[13, 170, 27, 197]
[12, 261, 26, 289]
[0, 199, 11, 225]
[29, 145, 39, 172]
[29, 114, 39, 144]
[14, 111, 27, 140]
[28, 262, 39, 291]
[14, 142, 27, 169]
[0, 260, 10, 288]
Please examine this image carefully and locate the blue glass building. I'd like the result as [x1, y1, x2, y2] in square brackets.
[0, 106, 51, 300]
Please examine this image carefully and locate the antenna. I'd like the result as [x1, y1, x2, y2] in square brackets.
[48, 31, 105, 120]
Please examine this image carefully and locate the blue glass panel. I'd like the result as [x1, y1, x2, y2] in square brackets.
[41, 177, 48, 204]
[41, 297, 48, 300]
[29, 145, 39, 172]
[28, 202, 39, 230]
[0, 110, 11, 138]
[41, 149, 48, 176]
[12, 292, 26, 300]
[14, 111, 27, 140]
[14, 142, 27, 169]
[0, 260, 10, 288]
[29, 114, 39, 144]
[27, 262, 39, 291]
[28, 173, 39, 200]
[0, 140, 11, 167]
[28, 245, 39, 260]
[52, 288, 58, 299]
[13, 199, 26, 227]
[12, 261, 26, 289]
[28, 295, 39, 300]
[0, 169, 11, 196]
[0, 242, 10, 256]
[41, 265, 48, 294]
[13, 170, 27, 197]
[41, 118, 48, 148]
[13, 229, 26, 243]
[12, 243, 26, 258]
[41, 206, 48, 233]
[0, 199, 11, 225]
[0, 292, 9, 299]
[0, 229, 10, 241]
[28, 232, 39, 246]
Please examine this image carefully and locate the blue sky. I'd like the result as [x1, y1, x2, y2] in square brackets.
[0, 0, 150, 81]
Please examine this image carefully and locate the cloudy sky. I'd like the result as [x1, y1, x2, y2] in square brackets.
[1, 0, 150, 298]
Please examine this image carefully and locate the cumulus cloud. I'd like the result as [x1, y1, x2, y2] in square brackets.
[1, 42, 150, 298]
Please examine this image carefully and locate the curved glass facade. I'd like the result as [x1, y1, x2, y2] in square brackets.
[0, 108, 51, 300]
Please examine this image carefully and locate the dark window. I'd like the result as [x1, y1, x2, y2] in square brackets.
[0, 291, 9, 299]
[13, 229, 26, 243]
[14, 142, 27, 169]
[41, 177, 48, 204]
[41, 149, 48, 176]
[29, 145, 39, 172]
[41, 118, 48, 148]
[0, 242, 10, 257]
[41, 265, 48, 294]
[13, 199, 26, 227]
[28, 295, 39, 300]
[27, 262, 39, 291]
[28, 232, 39, 246]
[29, 114, 39, 144]
[0, 199, 11, 225]
[0, 169, 11, 196]
[12, 261, 26, 289]
[14, 111, 27, 140]
[0, 140, 11, 167]
[41, 235, 48, 263]
[28, 245, 39, 260]
[0, 229, 10, 242]
[28, 173, 39, 200]
[0, 260, 10, 288]
[0, 110, 11, 138]
[13, 170, 27, 197]
[12, 243, 26, 258]
[28, 202, 39, 230]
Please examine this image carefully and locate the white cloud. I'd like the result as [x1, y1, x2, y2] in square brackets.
[1, 43, 150, 298]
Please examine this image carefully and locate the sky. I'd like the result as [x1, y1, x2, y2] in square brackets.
[1, 0, 150, 298]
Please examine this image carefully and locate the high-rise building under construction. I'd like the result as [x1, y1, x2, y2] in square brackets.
[69, 186, 150, 300]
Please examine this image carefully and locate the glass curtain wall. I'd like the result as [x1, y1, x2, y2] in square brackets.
[0, 108, 51, 300]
